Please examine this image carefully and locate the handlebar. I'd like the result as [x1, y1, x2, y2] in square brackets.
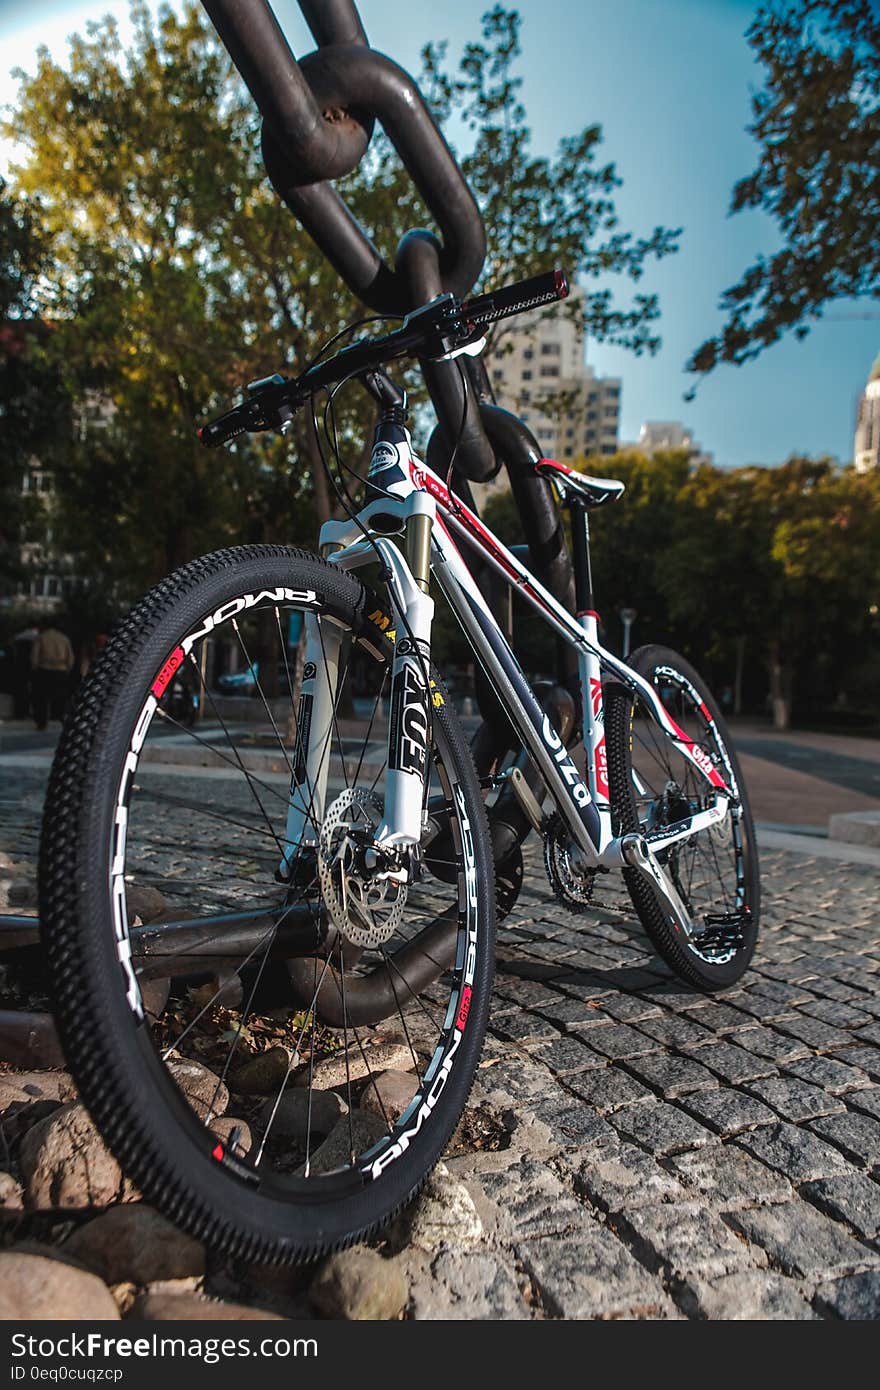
[198, 268, 569, 448]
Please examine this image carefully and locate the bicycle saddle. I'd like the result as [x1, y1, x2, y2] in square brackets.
[535, 457, 626, 507]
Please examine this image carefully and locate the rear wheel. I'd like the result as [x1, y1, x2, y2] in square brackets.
[605, 644, 760, 990]
[39, 545, 494, 1262]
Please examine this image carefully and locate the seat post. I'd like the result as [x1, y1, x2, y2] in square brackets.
[569, 496, 595, 615]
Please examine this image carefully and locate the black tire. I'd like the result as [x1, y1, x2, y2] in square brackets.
[605, 644, 760, 991]
[39, 545, 495, 1263]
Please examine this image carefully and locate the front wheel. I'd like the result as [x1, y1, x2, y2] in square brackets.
[39, 545, 495, 1263]
[605, 644, 760, 990]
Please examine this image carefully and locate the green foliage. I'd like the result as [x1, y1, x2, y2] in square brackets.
[423, 7, 680, 360]
[3, 2, 679, 599]
[486, 450, 880, 720]
[689, 0, 880, 377]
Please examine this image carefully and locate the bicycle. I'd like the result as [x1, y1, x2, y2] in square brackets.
[39, 270, 759, 1263]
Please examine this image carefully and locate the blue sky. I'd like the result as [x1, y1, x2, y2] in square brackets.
[1, 0, 877, 466]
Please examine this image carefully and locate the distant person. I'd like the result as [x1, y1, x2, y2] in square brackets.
[30, 617, 74, 730]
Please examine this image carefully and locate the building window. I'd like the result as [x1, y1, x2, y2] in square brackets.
[539, 366, 560, 378]
[523, 349, 533, 361]
[540, 343, 561, 356]
[522, 370, 532, 381]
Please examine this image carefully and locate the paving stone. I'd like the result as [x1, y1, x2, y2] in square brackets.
[680, 1089, 778, 1138]
[735, 1122, 851, 1182]
[814, 1271, 880, 1319]
[800, 999, 875, 1029]
[530, 1098, 616, 1148]
[538, 1036, 607, 1076]
[846, 1088, 880, 1121]
[743, 979, 817, 1006]
[729, 994, 798, 1024]
[783, 1056, 872, 1095]
[635, 1015, 715, 1051]
[679, 1270, 816, 1320]
[666, 1145, 793, 1209]
[566, 1066, 654, 1115]
[773, 1015, 856, 1053]
[682, 1002, 755, 1035]
[408, 1251, 530, 1320]
[594, 994, 661, 1024]
[475, 1159, 586, 1240]
[586, 1024, 659, 1061]
[694, 1042, 776, 1085]
[612, 1202, 756, 1281]
[802, 1175, 880, 1240]
[621, 1052, 719, 1099]
[854, 1021, 880, 1046]
[809, 1112, 880, 1169]
[532, 997, 611, 1032]
[611, 1102, 715, 1156]
[725, 1200, 877, 1278]
[837, 1048, 880, 1081]
[571, 1143, 686, 1213]
[746, 1077, 846, 1123]
[733, 1026, 811, 1064]
[517, 1227, 673, 1319]
[493, 1013, 561, 1046]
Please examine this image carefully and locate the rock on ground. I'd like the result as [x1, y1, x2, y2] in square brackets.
[309, 1247, 408, 1320]
[63, 1204, 206, 1286]
[19, 1104, 124, 1209]
[0, 1251, 119, 1320]
[296, 1041, 415, 1091]
[229, 1047, 297, 1096]
[301, 1110, 387, 1176]
[166, 1058, 229, 1121]
[128, 1293, 286, 1320]
[0, 1070, 77, 1140]
[397, 1166, 484, 1252]
[360, 1070, 417, 1124]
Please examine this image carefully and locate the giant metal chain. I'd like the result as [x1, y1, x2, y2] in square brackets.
[202, 0, 497, 478]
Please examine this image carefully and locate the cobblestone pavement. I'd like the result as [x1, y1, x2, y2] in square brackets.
[3, 763, 880, 1319]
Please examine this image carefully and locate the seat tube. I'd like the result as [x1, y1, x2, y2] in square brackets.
[278, 611, 342, 876]
[570, 498, 611, 811]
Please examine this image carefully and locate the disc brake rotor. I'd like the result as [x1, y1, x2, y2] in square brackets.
[318, 787, 407, 949]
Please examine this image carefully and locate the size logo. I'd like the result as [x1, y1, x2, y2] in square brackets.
[388, 661, 428, 778]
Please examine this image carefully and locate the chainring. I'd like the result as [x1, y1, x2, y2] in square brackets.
[318, 788, 406, 950]
[542, 816, 598, 911]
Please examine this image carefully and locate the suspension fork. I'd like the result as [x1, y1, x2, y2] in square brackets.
[375, 494, 436, 850]
[279, 493, 437, 875]
[278, 611, 343, 878]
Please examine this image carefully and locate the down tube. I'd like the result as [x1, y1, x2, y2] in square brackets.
[431, 523, 603, 858]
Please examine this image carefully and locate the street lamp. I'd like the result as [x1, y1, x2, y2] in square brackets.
[620, 608, 637, 659]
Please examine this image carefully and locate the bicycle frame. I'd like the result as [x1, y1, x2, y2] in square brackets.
[282, 420, 739, 938]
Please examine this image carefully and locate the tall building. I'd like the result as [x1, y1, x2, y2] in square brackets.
[636, 421, 712, 467]
[854, 354, 880, 473]
[486, 291, 621, 463]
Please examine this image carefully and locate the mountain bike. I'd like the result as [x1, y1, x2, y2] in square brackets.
[39, 270, 759, 1263]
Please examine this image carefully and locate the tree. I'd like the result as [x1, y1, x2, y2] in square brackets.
[689, 0, 880, 377]
[424, 7, 680, 366]
[0, 178, 71, 596]
[4, 2, 679, 600]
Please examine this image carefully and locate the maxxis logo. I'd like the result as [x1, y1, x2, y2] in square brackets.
[114, 587, 320, 1019]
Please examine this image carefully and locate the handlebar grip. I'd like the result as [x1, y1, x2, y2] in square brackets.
[198, 407, 248, 449]
[460, 269, 569, 328]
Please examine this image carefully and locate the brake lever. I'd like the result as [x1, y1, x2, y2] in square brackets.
[198, 374, 299, 448]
